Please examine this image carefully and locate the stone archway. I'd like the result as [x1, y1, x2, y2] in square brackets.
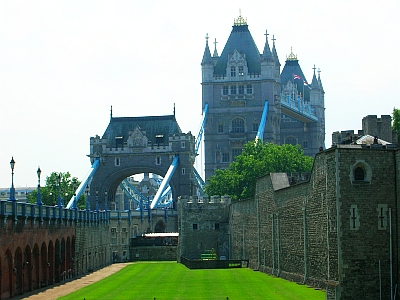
[89, 116, 197, 210]
[14, 247, 23, 296]
[154, 220, 166, 233]
[33, 244, 40, 290]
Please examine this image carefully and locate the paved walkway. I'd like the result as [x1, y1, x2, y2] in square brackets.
[16, 263, 131, 300]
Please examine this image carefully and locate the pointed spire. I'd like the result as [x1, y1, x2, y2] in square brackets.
[201, 33, 212, 65]
[310, 64, 319, 89]
[213, 38, 218, 57]
[318, 68, 324, 92]
[110, 105, 113, 121]
[262, 29, 273, 60]
[271, 35, 280, 66]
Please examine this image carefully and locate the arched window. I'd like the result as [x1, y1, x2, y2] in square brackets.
[354, 167, 365, 181]
[232, 118, 244, 133]
[285, 136, 297, 145]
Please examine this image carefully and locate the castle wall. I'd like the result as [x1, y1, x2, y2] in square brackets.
[177, 196, 230, 260]
[229, 146, 399, 300]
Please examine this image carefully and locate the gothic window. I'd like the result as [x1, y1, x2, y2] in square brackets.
[222, 86, 229, 95]
[350, 161, 371, 183]
[252, 122, 259, 132]
[238, 66, 244, 76]
[222, 152, 230, 163]
[230, 66, 236, 77]
[238, 85, 244, 94]
[217, 124, 224, 133]
[354, 167, 364, 181]
[231, 117, 244, 133]
[285, 136, 297, 145]
[232, 148, 242, 159]
[215, 151, 221, 163]
[246, 84, 253, 94]
[230, 85, 237, 95]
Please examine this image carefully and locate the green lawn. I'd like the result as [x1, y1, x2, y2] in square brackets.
[59, 262, 325, 300]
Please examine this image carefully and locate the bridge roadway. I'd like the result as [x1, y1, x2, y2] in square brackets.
[0, 200, 177, 299]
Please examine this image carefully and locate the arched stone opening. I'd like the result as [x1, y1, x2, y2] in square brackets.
[48, 240, 54, 285]
[33, 243, 40, 290]
[23, 245, 32, 292]
[14, 247, 23, 296]
[5, 249, 13, 298]
[40, 242, 48, 287]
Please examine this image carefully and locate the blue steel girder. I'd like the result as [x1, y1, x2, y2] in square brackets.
[195, 103, 208, 155]
[255, 100, 269, 142]
[150, 155, 179, 209]
[122, 179, 148, 203]
[66, 159, 100, 209]
[280, 94, 318, 123]
[193, 168, 205, 195]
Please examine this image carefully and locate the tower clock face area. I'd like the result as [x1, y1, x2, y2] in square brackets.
[201, 14, 325, 179]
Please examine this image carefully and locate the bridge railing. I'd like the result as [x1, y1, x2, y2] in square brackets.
[0, 200, 177, 224]
[280, 94, 318, 121]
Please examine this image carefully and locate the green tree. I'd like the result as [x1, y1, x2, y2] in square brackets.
[27, 172, 86, 209]
[205, 141, 314, 201]
[392, 107, 400, 142]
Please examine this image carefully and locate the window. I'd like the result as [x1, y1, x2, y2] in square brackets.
[115, 157, 120, 166]
[230, 85, 237, 95]
[230, 66, 236, 77]
[252, 122, 259, 132]
[181, 141, 186, 148]
[182, 168, 186, 175]
[156, 156, 161, 165]
[238, 85, 244, 94]
[238, 66, 244, 76]
[302, 140, 308, 149]
[285, 136, 297, 145]
[215, 223, 220, 230]
[192, 223, 198, 230]
[246, 84, 253, 94]
[222, 152, 230, 163]
[217, 124, 224, 133]
[232, 148, 242, 159]
[232, 118, 244, 133]
[222, 86, 229, 95]
[354, 167, 364, 181]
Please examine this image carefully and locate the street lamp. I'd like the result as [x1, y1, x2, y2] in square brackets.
[57, 173, 62, 207]
[36, 167, 42, 205]
[104, 191, 108, 211]
[9, 157, 16, 201]
[95, 189, 99, 211]
[85, 185, 90, 211]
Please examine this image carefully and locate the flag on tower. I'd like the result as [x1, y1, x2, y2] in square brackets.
[293, 74, 301, 80]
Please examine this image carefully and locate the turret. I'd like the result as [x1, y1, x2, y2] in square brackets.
[260, 30, 275, 80]
[201, 34, 214, 82]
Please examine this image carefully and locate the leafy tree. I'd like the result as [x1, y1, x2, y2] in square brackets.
[205, 141, 314, 201]
[392, 107, 400, 142]
[27, 172, 85, 209]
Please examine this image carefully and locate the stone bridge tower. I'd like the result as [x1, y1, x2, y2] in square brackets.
[88, 112, 196, 210]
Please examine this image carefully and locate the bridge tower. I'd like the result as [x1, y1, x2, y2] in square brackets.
[201, 13, 325, 180]
[201, 13, 281, 180]
[88, 113, 196, 210]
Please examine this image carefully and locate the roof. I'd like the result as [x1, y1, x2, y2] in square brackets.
[102, 115, 182, 146]
[356, 135, 391, 145]
[280, 57, 310, 101]
[214, 24, 261, 76]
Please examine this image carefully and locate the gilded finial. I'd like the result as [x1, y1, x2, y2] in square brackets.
[234, 9, 247, 26]
[286, 47, 298, 61]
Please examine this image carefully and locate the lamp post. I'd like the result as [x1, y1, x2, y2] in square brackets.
[85, 185, 90, 211]
[36, 167, 42, 205]
[104, 191, 108, 211]
[9, 157, 16, 201]
[95, 189, 99, 211]
[57, 173, 62, 207]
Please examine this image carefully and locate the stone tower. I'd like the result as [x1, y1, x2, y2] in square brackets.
[201, 13, 325, 180]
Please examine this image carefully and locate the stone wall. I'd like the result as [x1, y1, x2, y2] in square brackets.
[229, 146, 400, 300]
[178, 196, 230, 260]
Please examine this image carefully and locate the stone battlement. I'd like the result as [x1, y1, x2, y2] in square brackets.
[178, 195, 231, 206]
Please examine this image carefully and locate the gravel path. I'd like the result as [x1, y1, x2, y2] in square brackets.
[16, 263, 131, 300]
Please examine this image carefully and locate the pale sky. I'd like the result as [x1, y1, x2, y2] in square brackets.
[1, 1, 399, 189]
